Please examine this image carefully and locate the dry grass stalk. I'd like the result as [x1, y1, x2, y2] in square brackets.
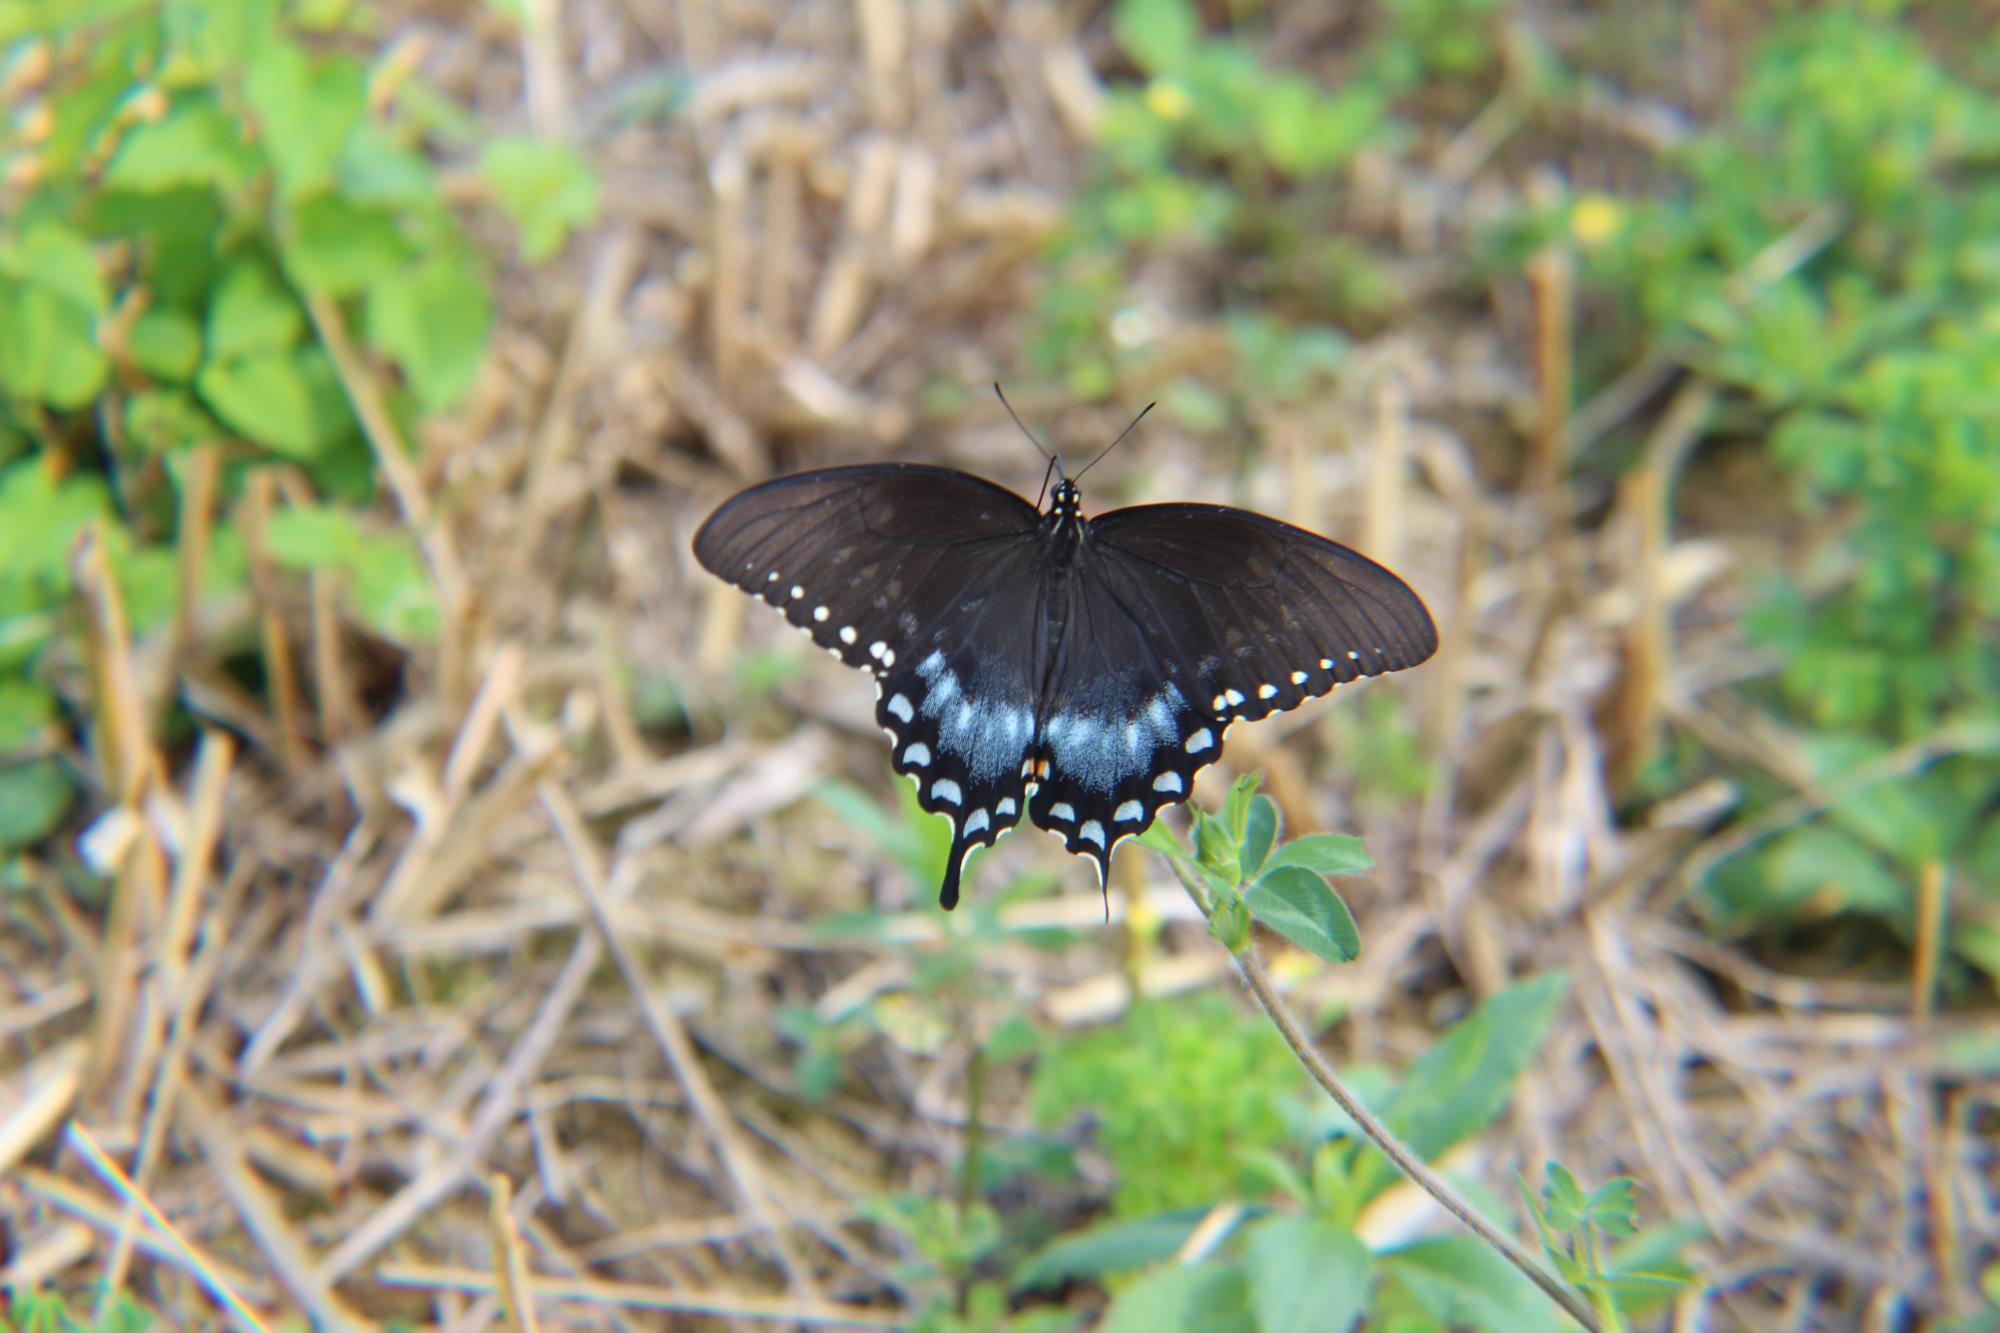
[59, 1124, 273, 1330]
[237, 471, 309, 771]
[488, 1172, 543, 1333]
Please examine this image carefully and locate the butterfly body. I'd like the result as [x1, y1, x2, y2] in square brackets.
[693, 463, 1436, 909]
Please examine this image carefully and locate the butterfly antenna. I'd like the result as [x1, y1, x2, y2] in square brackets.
[994, 383, 1057, 465]
[1074, 400, 1156, 482]
[1035, 454, 1061, 510]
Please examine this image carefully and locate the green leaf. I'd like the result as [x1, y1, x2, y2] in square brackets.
[1136, 819, 1186, 859]
[197, 351, 319, 456]
[1257, 80, 1383, 176]
[126, 309, 204, 382]
[1221, 773, 1260, 841]
[1240, 794, 1279, 878]
[0, 285, 108, 409]
[1759, 825, 1905, 917]
[1193, 811, 1238, 875]
[480, 136, 601, 261]
[364, 252, 491, 410]
[1385, 973, 1570, 1161]
[348, 530, 438, 643]
[1245, 865, 1361, 963]
[1242, 1216, 1371, 1333]
[243, 42, 366, 199]
[1101, 1262, 1253, 1333]
[795, 1047, 841, 1104]
[1381, 1235, 1565, 1332]
[1585, 1176, 1640, 1237]
[2, 222, 108, 314]
[0, 680, 55, 753]
[1114, 0, 1200, 75]
[1538, 1161, 1588, 1231]
[284, 192, 413, 296]
[0, 461, 110, 586]
[1014, 1210, 1208, 1290]
[126, 389, 220, 454]
[206, 261, 304, 360]
[1264, 834, 1373, 878]
[263, 503, 356, 567]
[103, 99, 253, 192]
[1210, 888, 1254, 954]
[0, 759, 74, 849]
[336, 125, 443, 210]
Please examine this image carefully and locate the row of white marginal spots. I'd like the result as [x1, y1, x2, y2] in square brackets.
[746, 560, 1387, 856]
[754, 563, 899, 668]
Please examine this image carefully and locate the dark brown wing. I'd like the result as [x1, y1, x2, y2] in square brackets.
[694, 465, 1048, 907]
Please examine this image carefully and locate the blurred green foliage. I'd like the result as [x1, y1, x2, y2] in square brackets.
[1, 1289, 157, 1332]
[1030, 0, 1510, 401]
[1038, 0, 2000, 983]
[1032, 995, 1301, 1216]
[1546, 13, 2000, 971]
[1021, 968, 1674, 1331]
[0, 0, 596, 853]
[1139, 774, 1371, 964]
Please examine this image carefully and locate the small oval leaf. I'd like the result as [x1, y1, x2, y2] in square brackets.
[1245, 865, 1361, 963]
[1239, 793, 1279, 878]
[1265, 833, 1373, 878]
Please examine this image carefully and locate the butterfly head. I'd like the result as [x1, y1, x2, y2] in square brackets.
[1048, 477, 1082, 521]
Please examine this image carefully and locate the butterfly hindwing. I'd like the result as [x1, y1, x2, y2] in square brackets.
[696, 465, 1048, 908]
[1022, 563, 1218, 885]
[873, 567, 1049, 908]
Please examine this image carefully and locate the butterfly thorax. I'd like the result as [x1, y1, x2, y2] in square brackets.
[1040, 478, 1088, 569]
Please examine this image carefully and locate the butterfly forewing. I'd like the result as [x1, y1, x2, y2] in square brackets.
[693, 465, 1044, 672]
[1086, 504, 1437, 727]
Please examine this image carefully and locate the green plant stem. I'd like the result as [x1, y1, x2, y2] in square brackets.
[1161, 856, 1602, 1332]
[958, 1041, 988, 1220]
[955, 1039, 989, 1316]
[1581, 1228, 1626, 1332]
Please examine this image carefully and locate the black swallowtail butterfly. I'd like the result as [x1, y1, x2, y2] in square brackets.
[694, 446, 1437, 910]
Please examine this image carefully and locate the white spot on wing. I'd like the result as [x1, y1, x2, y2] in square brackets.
[840, 626, 858, 644]
[1185, 728, 1214, 754]
[1224, 688, 1245, 707]
[903, 742, 931, 768]
[1292, 671, 1308, 684]
[1153, 771, 1184, 794]
[1049, 802, 1075, 822]
[790, 585, 804, 599]
[1258, 684, 1278, 699]
[965, 808, 990, 834]
[1114, 800, 1144, 823]
[813, 606, 829, 622]
[1320, 658, 1334, 669]
[996, 797, 1017, 816]
[870, 641, 888, 660]
[931, 778, 962, 806]
[1078, 820, 1106, 848]
[887, 693, 915, 723]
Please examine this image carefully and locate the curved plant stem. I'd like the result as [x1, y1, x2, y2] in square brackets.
[1161, 856, 1602, 1332]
